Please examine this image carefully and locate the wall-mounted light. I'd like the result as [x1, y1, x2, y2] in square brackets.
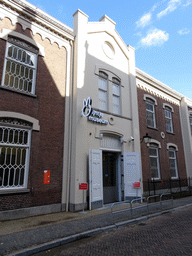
[141, 133, 152, 143]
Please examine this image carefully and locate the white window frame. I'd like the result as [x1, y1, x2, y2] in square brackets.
[0, 122, 32, 190]
[164, 105, 173, 133]
[149, 144, 161, 180]
[146, 98, 156, 128]
[168, 147, 178, 179]
[98, 71, 108, 111]
[2, 39, 38, 95]
[189, 114, 192, 135]
[112, 77, 121, 115]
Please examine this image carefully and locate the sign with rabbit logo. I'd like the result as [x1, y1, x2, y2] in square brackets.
[82, 97, 108, 125]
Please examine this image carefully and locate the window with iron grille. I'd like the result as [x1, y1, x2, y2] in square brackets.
[169, 147, 178, 178]
[0, 123, 31, 190]
[98, 71, 108, 111]
[112, 77, 121, 115]
[149, 144, 160, 179]
[2, 37, 38, 94]
[165, 106, 173, 133]
[146, 98, 156, 128]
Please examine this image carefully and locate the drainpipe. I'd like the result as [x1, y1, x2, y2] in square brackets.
[62, 39, 74, 212]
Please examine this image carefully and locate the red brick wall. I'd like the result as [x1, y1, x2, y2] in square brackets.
[137, 87, 187, 185]
[0, 25, 66, 211]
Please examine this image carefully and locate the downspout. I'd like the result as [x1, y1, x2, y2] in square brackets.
[66, 39, 74, 212]
[62, 39, 74, 212]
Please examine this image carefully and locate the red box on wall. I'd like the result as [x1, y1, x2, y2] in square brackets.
[44, 170, 50, 184]
[79, 183, 88, 190]
[133, 182, 140, 188]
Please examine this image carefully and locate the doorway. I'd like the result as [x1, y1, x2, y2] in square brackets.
[102, 151, 120, 204]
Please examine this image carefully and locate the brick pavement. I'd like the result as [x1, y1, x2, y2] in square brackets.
[37, 206, 192, 256]
[0, 196, 192, 255]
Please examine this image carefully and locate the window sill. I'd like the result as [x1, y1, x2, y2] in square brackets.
[166, 131, 175, 135]
[94, 108, 132, 120]
[147, 126, 158, 131]
[150, 179, 162, 183]
[0, 188, 30, 195]
[0, 85, 37, 98]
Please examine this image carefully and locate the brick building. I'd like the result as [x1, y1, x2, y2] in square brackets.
[0, 0, 73, 219]
[136, 68, 190, 194]
[0, 1, 191, 218]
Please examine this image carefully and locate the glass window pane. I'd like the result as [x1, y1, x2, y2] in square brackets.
[3, 43, 36, 94]
[169, 150, 175, 158]
[98, 77, 107, 91]
[147, 112, 154, 127]
[149, 147, 157, 156]
[113, 84, 120, 96]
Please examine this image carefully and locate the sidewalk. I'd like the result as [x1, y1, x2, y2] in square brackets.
[1, 196, 192, 256]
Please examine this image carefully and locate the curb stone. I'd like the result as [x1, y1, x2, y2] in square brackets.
[7, 203, 192, 256]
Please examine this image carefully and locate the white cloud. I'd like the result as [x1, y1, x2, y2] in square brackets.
[178, 28, 190, 35]
[183, 0, 192, 6]
[157, 0, 182, 18]
[140, 28, 169, 47]
[136, 13, 152, 28]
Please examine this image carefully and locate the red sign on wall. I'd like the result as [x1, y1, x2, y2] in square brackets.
[133, 182, 140, 188]
[44, 170, 50, 184]
[79, 183, 88, 190]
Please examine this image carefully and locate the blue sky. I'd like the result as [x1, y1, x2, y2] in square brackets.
[27, 0, 192, 99]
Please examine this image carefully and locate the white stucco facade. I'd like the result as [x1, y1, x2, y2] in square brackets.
[65, 10, 142, 211]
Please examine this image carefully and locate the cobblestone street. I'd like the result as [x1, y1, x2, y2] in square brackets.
[34, 206, 192, 256]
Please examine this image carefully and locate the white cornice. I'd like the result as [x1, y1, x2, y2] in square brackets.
[0, 0, 74, 46]
[136, 67, 192, 106]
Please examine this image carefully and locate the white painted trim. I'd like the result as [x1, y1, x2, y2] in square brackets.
[167, 143, 178, 151]
[143, 94, 157, 105]
[0, 29, 45, 56]
[146, 139, 161, 148]
[163, 103, 174, 112]
[0, 3, 74, 48]
[0, 111, 40, 131]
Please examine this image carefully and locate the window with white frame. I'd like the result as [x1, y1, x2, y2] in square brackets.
[146, 98, 156, 128]
[165, 106, 173, 133]
[2, 37, 38, 94]
[149, 143, 161, 179]
[112, 77, 121, 115]
[0, 118, 32, 190]
[169, 146, 178, 178]
[98, 71, 108, 111]
[189, 114, 192, 135]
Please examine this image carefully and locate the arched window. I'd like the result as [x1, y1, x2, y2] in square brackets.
[0, 118, 32, 190]
[98, 71, 108, 111]
[2, 36, 38, 95]
[189, 113, 192, 135]
[112, 77, 121, 115]
[146, 98, 156, 128]
[168, 146, 178, 179]
[149, 143, 161, 179]
[164, 105, 173, 133]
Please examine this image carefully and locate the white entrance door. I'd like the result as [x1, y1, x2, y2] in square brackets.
[124, 152, 142, 199]
[89, 149, 103, 210]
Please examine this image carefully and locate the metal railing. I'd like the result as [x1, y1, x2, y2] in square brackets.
[111, 193, 173, 219]
[111, 200, 131, 214]
[147, 195, 160, 213]
[160, 193, 173, 209]
[130, 197, 146, 217]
